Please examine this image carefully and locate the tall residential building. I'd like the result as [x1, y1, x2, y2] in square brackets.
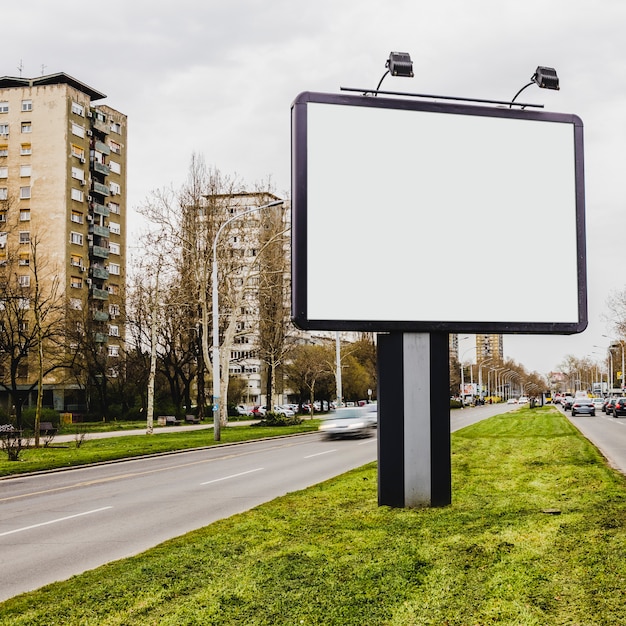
[0, 73, 127, 413]
[476, 333, 503, 361]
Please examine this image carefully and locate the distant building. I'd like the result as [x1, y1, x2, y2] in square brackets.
[0, 72, 127, 413]
[476, 333, 503, 361]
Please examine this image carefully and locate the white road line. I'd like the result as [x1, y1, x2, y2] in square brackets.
[200, 467, 264, 485]
[304, 450, 336, 459]
[0, 506, 113, 538]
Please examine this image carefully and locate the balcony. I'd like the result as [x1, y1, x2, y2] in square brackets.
[90, 266, 109, 280]
[94, 140, 110, 155]
[90, 287, 109, 300]
[91, 202, 109, 217]
[93, 332, 108, 343]
[92, 119, 109, 135]
[93, 161, 110, 176]
[90, 245, 109, 259]
[89, 224, 110, 238]
[93, 310, 109, 322]
[92, 182, 110, 197]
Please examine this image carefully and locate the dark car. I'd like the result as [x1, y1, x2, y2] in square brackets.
[571, 398, 595, 416]
[605, 398, 617, 414]
[562, 396, 575, 410]
[613, 398, 626, 417]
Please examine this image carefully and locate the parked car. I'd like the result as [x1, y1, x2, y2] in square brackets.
[518, 396, 529, 405]
[250, 405, 267, 417]
[571, 397, 595, 416]
[613, 398, 626, 417]
[273, 405, 295, 417]
[318, 407, 377, 439]
[507, 398, 518, 405]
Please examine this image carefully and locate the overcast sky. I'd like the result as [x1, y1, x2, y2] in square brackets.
[5, 0, 626, 376]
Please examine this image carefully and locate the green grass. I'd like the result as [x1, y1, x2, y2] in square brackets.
[2, 406, 626, 624]
[0, 421, 321, 477]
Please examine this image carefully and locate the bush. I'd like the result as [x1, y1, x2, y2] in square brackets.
[450, 399, 463, 409]
[21, 408, 60, 430]
[254, 412, 303, 427]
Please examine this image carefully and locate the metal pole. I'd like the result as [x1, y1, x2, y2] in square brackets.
[335, 331, 343, 407]
[211, 200, 283, 441]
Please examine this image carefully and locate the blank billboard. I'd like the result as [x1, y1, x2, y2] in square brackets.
[291, 91, 586, 333]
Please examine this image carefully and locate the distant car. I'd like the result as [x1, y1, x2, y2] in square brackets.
[273, 405, 295, 417]
[319, 407, 377, 439]
[518, 396, 529, 405]
[613, 398, 626, 417]
[507, 398, 518, 405]
[591, 398, 605, 411]
[250, 406, 267, 417]
[235, 405, 250, 417]
[562, 396, 575, 410]
[605, 398, 617, 414]
[571, 398, 595, 416]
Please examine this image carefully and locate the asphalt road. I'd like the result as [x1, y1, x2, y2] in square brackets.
[0, 404, 513, 602]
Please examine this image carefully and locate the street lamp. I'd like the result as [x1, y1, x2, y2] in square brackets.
[510, 66, 559, 107]
[211, 199, 284, 441]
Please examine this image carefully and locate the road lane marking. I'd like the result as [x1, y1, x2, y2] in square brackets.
[303, 450, 336, 459]
[0, 506, 112, 538]
[0, 440, 308, 504]
[200, 468, 264, 485]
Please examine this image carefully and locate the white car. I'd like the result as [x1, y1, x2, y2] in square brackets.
[319, 407, 377, 438]
[518, 396, 529, 404]
[273, 405, 295, 417]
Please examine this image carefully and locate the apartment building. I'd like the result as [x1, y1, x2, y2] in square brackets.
[476, 333, 503, 361]
[0, 72, 126, 413]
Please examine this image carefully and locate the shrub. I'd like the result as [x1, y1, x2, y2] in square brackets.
[254, 412, 303, 427]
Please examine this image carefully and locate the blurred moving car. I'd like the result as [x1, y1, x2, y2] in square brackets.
[562, 396, 575, 410]
[571, 397, 595, 416]
[518, 396, 529, 405]
[507, 398, 518, 405]
[591, 397, 605, 411]
[612, 398, 626, 417]
[604, 398, 617, 415]
[319, 407, 377, 439]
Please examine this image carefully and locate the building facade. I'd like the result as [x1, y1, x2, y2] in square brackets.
[0, 73, 127, 413]
[475, 333, 503, 361]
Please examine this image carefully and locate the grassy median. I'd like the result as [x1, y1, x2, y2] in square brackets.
[2, 406, 626, 624]
[0, 421, 321, 477]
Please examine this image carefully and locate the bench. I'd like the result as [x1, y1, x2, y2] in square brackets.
[39, 422, 57, 436]
[164, 416, 181, 426]
[185, 415, 201, 424]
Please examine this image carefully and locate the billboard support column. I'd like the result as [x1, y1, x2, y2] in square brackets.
[378, 332, 451, 508]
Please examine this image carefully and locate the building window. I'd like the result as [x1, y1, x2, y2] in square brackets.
[110, 121, 122, 134]
[71, 210, 83, 224]
[108, 345, 120, 357]
[21, 122, 32, 134]
[0, 188, 7, 200]
[109, 140, 121, 154]
[20, 210, 30, 222]
[71, 123, 85, 138]
[108, 201, 120, 214]
[109, 242, 120, 255]
[70, 231, 83, 245]
[70, 276, 82, 289]
[19, 231, 30, 244]
[0, 124, 9, 136]
[0, 102, 8, 114]
[108, 325, 119, 337]
[18, 253, 29, 266]
[70, 254, 83, 267]
[20, 143, 31, 155]
[109, 160, 121, 175]
[109, 303, 120, 317]
[0, 145, 7, 157]
[18, 275, 30, 287]
[20, 186, 31, 199]
[108, 262, 120, 275]
[70, 298, 82, 310]
[21, 100, 32, 112]
[18, 298, 29, 310]
[71, 101, 84, 116]
[0, 166, 7, 178]
[109, 182, 121, 196]
[70, 144, 84, 160]
[108, 284, 119, 296]
[109, 221, 120, 235]
[20, 164, 31, 177]
[71, 166, 85, 182]
[70, 188, 84, 202]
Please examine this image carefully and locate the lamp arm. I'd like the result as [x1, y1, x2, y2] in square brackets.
[509, 81, 534, 108]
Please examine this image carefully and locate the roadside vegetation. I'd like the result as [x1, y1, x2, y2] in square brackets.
[0, 421, 320, 477]
[2, 406, 626, 624]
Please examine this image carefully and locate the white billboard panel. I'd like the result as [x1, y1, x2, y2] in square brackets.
[291, 92, 586, 333]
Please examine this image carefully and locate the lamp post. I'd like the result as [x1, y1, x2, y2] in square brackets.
[510, 66, 559, 107]
[211, 199, 284, 441]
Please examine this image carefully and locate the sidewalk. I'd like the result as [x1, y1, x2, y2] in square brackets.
[53, 420, 257, 444]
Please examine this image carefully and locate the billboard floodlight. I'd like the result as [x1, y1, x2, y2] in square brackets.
[533, 66, 560, 90]
[511, 66, 560, 106]
[375, 51, 414, 92]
